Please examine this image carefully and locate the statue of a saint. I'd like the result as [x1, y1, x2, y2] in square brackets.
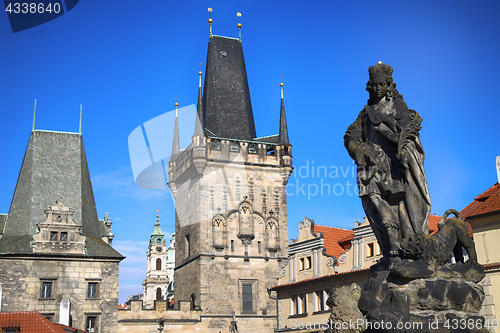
[344, 62, 431, 257]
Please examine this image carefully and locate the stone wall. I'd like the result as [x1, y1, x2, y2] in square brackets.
[0, 256, 119, 333]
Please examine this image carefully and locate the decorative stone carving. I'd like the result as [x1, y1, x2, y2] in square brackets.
[326, 257, 334, 267]
[338, 254, 348, 264]
[280, 268, 287, 277]
[32, 197, 86, 254]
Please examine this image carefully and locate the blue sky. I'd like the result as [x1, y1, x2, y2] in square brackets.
[1, 1, 499, 303]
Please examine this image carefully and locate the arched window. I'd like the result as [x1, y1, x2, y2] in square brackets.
[156, 287, 162, 300]
[156, 258, 162, 270]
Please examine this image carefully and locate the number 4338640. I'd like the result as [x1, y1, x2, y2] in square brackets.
[5, 3, 61, 14]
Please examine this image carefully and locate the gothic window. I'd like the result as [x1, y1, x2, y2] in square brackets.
[258, 241, 261, 253]
[85, 316, 98, 333]
[231, 240, 234, 252]
[156, 258, 162, 270]
[87, 282, 98, 298]
[41, 281, 53, 299]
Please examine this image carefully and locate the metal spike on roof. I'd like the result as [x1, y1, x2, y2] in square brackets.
[279, 80, 290, 146]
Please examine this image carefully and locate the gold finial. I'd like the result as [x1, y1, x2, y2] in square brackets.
[280, 75, 284, 99]
[156, 209, 159, 219]
[237, 12, 242, 41]
[175, 95, 179, 117]
[377, 61, 383, 65]
[208, 7, 213, 36]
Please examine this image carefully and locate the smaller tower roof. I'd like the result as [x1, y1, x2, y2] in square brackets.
[150, 211, 165, 245]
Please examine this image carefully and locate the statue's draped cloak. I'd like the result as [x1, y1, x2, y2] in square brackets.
[345, 97, 431, 239]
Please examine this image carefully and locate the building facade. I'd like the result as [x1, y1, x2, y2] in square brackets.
[0, 129, 124, 333]
[461, 170, 500, 330]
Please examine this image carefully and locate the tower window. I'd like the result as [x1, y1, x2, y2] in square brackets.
[85, 316, 98, 333]
[60, 232, 68, 241]
[87, 282, 98, 298]
[41, 281, 53, 299]
[191, 293, 196, 309]
[242, 284, 253, 313]
[258, 241, 261, 253]
[50, 232, 58, 241]
[220, 51, 227, 57]
[156, 287, 162, 300]
[156, 258, 162, 270]
[230, 145, 239, 152]
[231, 240, 234, 252]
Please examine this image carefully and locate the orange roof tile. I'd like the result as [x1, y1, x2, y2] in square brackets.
[462, 183, 500, 219]
[0, 312, 67, 333]
[314, 225, 354, 259]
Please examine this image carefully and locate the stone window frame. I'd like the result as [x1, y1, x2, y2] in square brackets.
[85, 313, 100, 333]
[40, 278, 56, 300]
[86, 278, 102, 300]
[239, 279, 257, 314]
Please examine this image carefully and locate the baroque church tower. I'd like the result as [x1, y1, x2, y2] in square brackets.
[143, 212, 174, 308]
[168, 18, 293, 332]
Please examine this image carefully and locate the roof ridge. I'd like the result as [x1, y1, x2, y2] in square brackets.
[314, 224, 352, 232]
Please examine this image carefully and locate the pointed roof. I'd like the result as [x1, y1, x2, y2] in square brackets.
[170, 111, 180, 160]
[150, 213, 165, 245]
[0, 130, 123, 259]
[194, 71, 204, 136]
[279, 93, 290, 145]
[202, 35, 256, 140]
[0, 311, 67, 333]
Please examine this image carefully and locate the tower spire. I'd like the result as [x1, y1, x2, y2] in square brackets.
[237, 12, 242, 42]
[208, 7, 213, 37]
[79, 104, 82, 135]
[171, 98, 180, 160]
[279, 77, 290, 146]
[32, 99, 37, 132]
[194, 65, 204, 136]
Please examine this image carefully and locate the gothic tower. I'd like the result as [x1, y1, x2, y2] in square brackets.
[168, 26, 293, 332]
[143, 212, 172, 308]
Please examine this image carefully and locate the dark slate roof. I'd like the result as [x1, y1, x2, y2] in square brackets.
[202, 35, 257, 141]
[253, 135, 279, 145]
[279, 98, 290, 145]
[0, 214, 7, 235]
[0, 130, 123, 259]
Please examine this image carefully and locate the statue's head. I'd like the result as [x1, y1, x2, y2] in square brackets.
[366, 61, 399, 103]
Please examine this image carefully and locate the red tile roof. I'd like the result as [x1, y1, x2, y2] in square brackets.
[462, 183, 500, 219]
[0, 312, 67, 333]
[314, 225, 354, 259]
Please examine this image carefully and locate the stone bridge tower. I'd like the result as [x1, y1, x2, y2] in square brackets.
[168, 30, 293, 332]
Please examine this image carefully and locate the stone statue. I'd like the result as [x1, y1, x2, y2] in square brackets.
[344, 62, 431, 257]
[325, 283, 365, 333]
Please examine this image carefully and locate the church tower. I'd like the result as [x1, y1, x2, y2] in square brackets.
[143, 211, 172, 308]
[168, 15, 293, 332]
